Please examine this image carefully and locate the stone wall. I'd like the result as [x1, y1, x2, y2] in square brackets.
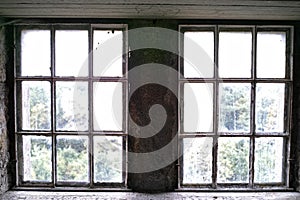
[0, 24, 9, 195]
[293, 24, 300, 191]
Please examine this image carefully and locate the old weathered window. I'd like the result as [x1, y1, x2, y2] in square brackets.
[14, 24, 128, 187]
[13, 22, 294, 190]
[179, 25, 293, 188]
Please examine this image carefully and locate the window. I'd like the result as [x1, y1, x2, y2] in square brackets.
[13, 22, 294, 190]
[15, 24, 128, 187]
[179, 25, 293, 188]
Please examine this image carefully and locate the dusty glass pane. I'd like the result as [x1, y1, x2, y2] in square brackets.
[93, 30, 123, 77]
[219, 32, 252, 78]
[219, 83, 251, 132]
[183, 137, 213, 184]
[21, 81, 51, 130]
[57, 136, 88, 182]
[255, 83, 285, 132]
[55, 30, 88, 77]
[56, 82, 88, 131]
[94, 136, 123, 183]
[21, 30, 51, 76]
[184, 83, 214, 132]
[93, 82, 123, 131]
[254, 137, 283, 183]
[257, 32, 286, 78]
[217, 137, 249, 183]
[22, 136, 52, 182]
[184, 32, 214, 78]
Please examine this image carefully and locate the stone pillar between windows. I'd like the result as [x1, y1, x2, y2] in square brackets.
[127, 20, 178, 192]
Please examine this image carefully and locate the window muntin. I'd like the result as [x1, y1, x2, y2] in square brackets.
[15, 24, 127, 187]
[180, 25, 292, 188]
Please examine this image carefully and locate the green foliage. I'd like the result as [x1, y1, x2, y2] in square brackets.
[26, 83, 121, 183]
[26, 82, 282, 184]
[28, 85, 50, 130]
[254, 138, 281, 183]
[94, 138, 122, 182]
[57, 138, 88, 181]
[219, 85, 250, 132]
[29, 138, 52, 181]
[218, 139, 249, 182]
[183, 138, 212, 184]
[55, 83, 88, 130]
[256, 87, 280, 132]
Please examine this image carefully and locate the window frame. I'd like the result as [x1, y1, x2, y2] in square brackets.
[178, 25, 294, 189]
[11, 21, 295, 191]
[14, 23, 129, 188]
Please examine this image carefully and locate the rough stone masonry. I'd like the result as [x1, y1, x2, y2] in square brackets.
[0, 25, 9, 195]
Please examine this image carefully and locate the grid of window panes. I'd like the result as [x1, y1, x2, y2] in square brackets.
[179, 25, 293, 188]
[15, 24, 127, 187]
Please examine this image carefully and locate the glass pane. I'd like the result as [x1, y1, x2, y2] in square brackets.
[183, 137, 213, 184]
[184, 83, 214, 132]
[22, 136, 52, 182]
[21, 81, 51, 130]
[254, 137, 283, 183]
[21, 30, 51, 76]
[219, 32, 252, 78]
[217, 137, 249, 183]
[219, 83, 251, 132]
[93, 30, 123, 77]
[255, 83, 285, 132]
[57, 136, 88, 182]
[55, 30, 88, 77]
[257, 32, 286, 78]
[184, 32, 214, 78]
[56, 82, 88, 131]
[93, 82, 123, 131]
[94, 136, 123, 183]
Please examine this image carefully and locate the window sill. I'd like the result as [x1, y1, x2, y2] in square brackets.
[2, 190, 300, 200]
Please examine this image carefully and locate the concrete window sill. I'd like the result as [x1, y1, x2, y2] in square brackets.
[1, 191, 300, 200]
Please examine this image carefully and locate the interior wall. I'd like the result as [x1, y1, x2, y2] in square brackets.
[291, 24, 300, 191]
[127, 20, 178, 192]
[0, 25, 9, 195]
